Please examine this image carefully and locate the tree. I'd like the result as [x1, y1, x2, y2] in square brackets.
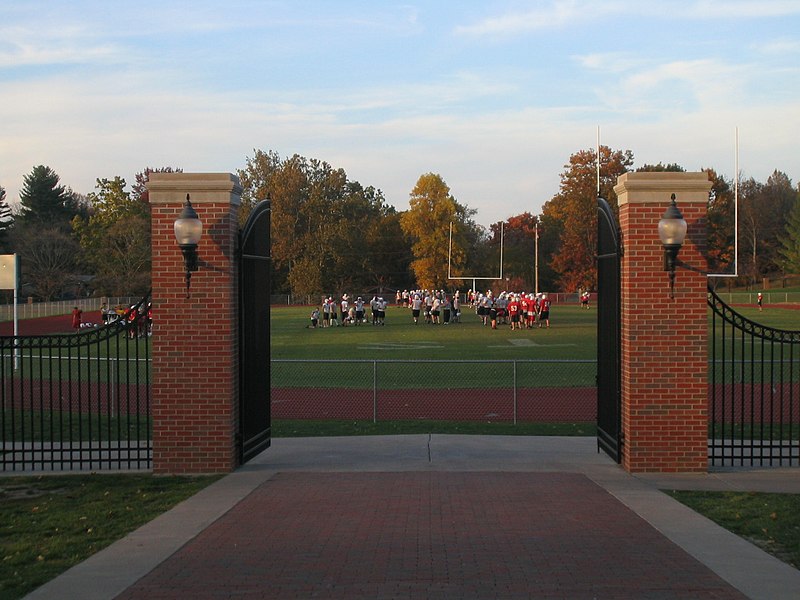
[13, 227, 80, 300]
[636, 162, 685, 173]
[0, 185, 12, 253]
[239, 149, 410, 296]
[399, 173, 476, 290]
[131, 166, 182, 205]
[738, 178, 766, 286]
[72, 177, 151, 296]
[238, 149, 282, 227]
[705, 169, 735, 277]
[16, 165, 83, 231]
[760, 170, 797, 277]
[734, 170, 797, 286]
[778, 197, 800, 273]
[541, 146, 633, 292]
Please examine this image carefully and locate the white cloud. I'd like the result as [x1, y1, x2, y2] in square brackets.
[454, 1, 622, 36]
[685, 0, 800, 19]
[455, 0, 800, 38]
[752, 38, 800, 55]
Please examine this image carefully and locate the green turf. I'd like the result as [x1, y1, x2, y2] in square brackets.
[270, 304, 598, 389]
[271, 304, 598, 360]
[711, 304, 800, 331]
[3, 410, 151, 443]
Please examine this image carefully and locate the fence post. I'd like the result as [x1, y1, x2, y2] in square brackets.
[512, 360, 517, 425]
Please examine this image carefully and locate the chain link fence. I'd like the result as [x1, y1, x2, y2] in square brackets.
[271, 359, 596, 423]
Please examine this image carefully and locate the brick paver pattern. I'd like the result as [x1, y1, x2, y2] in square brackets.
[117, 472, 746, 599]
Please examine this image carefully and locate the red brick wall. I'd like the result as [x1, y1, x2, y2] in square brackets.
[149, 176, 241, 474]
[617, 175, 709, 473]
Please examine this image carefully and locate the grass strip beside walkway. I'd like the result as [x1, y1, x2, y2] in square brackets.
[0, 473, 220, 600]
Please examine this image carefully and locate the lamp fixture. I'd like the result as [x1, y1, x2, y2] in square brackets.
[658, 193, 687, 299]
[174, 193, 202, 298]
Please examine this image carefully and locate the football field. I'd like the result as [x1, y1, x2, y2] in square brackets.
[271, 301, 597, 362]
[270, 302, 598, 424]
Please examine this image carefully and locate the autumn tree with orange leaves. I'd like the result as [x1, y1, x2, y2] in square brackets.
[400, 173, 478, 290]
[541, 146, 633, 292]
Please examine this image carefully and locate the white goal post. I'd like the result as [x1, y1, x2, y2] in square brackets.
[447, 222, 504, 292]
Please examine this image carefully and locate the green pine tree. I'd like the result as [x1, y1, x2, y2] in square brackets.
[17, 165, 81, 231]
[0, 185, 12, 252]
[778, 198, 800, 273]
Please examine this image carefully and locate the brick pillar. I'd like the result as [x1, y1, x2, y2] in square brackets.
[147, 173, 242, 474]
[615, 172, 711, 473]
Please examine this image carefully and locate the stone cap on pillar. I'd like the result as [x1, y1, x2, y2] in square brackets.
[146, 172, 243, 206]
[614, 171, 711, 205]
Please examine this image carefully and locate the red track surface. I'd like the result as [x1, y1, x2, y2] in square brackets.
[272, 386, 597, 422]
[0, 311, 103, 335]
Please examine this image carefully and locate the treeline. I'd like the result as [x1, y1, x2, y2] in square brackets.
[1, 147, 797, 300]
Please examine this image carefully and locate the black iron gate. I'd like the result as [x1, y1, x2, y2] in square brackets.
[708, 287, 800, 467]
[1, 296, 152, 471]
[596, 197, 622, 462]
[238, 200, 272, 464]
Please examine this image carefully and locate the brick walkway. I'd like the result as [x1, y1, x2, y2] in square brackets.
[116, 472, 745, 599]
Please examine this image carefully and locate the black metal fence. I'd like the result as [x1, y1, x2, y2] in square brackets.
[1, 295, 152, 472]
[708, 288, 800, 467]
[271, 359, 597, 424]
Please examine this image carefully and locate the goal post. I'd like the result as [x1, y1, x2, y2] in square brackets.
[447, 222, 504, 292]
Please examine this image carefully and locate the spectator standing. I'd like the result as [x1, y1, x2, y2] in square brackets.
[71, 306, 82, 332]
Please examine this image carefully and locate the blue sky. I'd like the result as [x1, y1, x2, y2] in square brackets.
[1, 1, 798, 227]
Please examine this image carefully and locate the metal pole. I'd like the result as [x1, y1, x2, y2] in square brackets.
[534, 223, 539, 295]
[13, 254, 19, 370]
[373, 360, 377, 423]
[512, 360, 517, 425]
[499, 221, 504, 278]
[448, 222, 453, 280]
[111, 361, 116, 419]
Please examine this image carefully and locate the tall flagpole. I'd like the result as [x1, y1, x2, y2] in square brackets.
[534, 222, 539, 295]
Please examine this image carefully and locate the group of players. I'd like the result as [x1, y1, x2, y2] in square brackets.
[311, 294, 389, 327]
[309, 288, 553, 330]
[468, 290, 551, 330]
[401, 288, 551, 330]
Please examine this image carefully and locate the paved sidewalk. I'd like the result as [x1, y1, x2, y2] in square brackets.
[25, 436, 800, 599]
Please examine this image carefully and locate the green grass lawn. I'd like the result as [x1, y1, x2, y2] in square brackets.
[0, 474, 220, 600]
[668, 490, 800, 570]
[270, 304, 598, 390]
[271, 303, 598, 360]
[712, 303, 800, 331]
